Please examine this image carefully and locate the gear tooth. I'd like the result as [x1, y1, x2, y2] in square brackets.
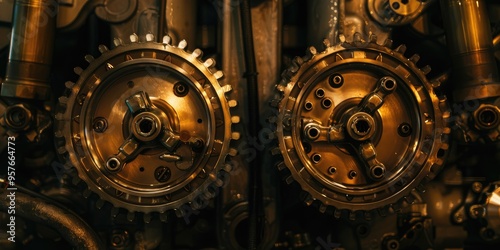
[369, 34, 378, 43]
[228, 100, 238, 108]
[364, 211, 372, 221]
[178, 39, 188, 50]
[276, 161, 286, 171]
[231, 132, 240, 140]
[214, 70, 224, 80]
[54, 130, 63, 138]
[111, 207, 120, 218]
[231, 116, 240, 124]
[98, 44, 109, 54]
[388, 205, 395, 214]
[377, 206, 388, 217]
[395, 44, 407, 54]
[96, 198, 105, 209]
[421, 65, 431, 75]
[293, 56, 304, 66]
[57, 146, 67, 154]
[127, 211, 135, 222]
[409, 54, 420, 64]
[339, 34, 346, 43]
[228, 148, 238, 156]
[353, 32, 362, 42]
[271, 147, 281, 156]
[415, 184, 426, 193]
[74, 67, 83, 75]
[65, 81, 75, 89]
[223, 163, 233, 172]
[113, 38, 123, 47]
[130, 33, 139, 43]
[334, 208, 342, 219]
[174, 208, 183, 218]
[221, 84, 232, 93]
[285, 175, 295, 184]
[306, 46, 317, 58]
[322, 39, 331, 49]
[203, 58, 216, 68]
[162, 35, 171, 45]
[304, 194, 314, 206]
[58, 96, 68, 104]
[160, 212, 168, 222]
[348, 211, 356, 220]
[192, 48, 203, 58]
[431, 80, 441, 88]
[84, 55, 95, 63]
[319, 204, 328, 213]
[383, 39, 393, 48]
[145, 33, 155, 42]
[143, 213, 152, 223]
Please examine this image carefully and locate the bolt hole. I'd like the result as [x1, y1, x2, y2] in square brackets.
[349, 170, 357, 179]
[107, 158, 120, 171]
[127, 81, 134, 88]
[321, 98, 332, 109]
[372, 166, 385, 178]
[315, 88, 325, 98]
[328, 167, 336, 174]
[139, 167, 145, 172]
[174, 82, 189, 97]
[383, 79, 395, 90]
[401, 0, 409, 4]
[329, 74, 344, 88]
[307, 127, 319, 139]
[197, 118, 203, 123]
[311, 153, 321, 163]
[355, 119, 370, 134]
[398, 123, 412, 137]
[392, 2, 400, 9]
[304, 101, 313, 111]
[478, 108, 498, 126]
[139, 118, 154, 134]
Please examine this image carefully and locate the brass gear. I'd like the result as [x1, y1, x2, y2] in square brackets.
[55, 34, 239, 219]
[272, 34, 450, 218]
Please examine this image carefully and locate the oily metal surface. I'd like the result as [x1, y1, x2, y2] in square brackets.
[274, 37, 450, 214]
[55, 35, 238, 214]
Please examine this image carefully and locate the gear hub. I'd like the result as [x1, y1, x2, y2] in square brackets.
[273, 36, 450, 216]
[55, 34, 238, 215]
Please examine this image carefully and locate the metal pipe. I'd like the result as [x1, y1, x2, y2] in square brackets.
[307, 0, 341, 49]
[0, 188, 105, 249]
[1, 0, 58, 100]
[440, 0, 500, 101]
[165, 0, 197, 49]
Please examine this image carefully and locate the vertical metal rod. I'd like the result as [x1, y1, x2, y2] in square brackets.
[1, 0, 58, 100]
[440, 0, 500, 101]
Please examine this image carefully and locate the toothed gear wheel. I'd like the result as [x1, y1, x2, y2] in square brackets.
[55, 34, 239, 215]
[273, 36, 450, 215]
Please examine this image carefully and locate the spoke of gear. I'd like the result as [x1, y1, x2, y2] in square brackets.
[272, 34, 451, 219]
[54, 33, 239, 220]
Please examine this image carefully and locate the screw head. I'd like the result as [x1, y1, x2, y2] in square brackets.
[93, 117, 108, 133]
[154, 166, 171, 182]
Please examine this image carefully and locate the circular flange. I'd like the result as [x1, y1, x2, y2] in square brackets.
[273, 36, 450, 215]
[55, 35, 239, 214]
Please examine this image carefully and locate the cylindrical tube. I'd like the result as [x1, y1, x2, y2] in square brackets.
[0, 188, 105, 249]
[440, 0, 500, 101]
[1, 0, 58, 100]
[165, 0, 197, 50]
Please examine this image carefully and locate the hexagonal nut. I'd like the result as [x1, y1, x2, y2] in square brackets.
[473, 104, 500, 131]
